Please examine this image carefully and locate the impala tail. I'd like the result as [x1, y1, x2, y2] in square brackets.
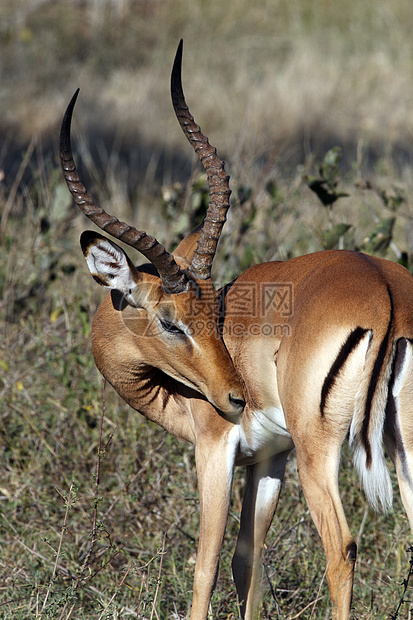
[350, 329, 413, 513]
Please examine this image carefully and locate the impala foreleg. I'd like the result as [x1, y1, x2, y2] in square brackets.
[232, 451, 291, 619]
[190, 429, 238, 620]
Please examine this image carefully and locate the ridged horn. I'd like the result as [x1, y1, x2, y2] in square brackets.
[59, 89, 189, 294]
[171, 40, 231, 280]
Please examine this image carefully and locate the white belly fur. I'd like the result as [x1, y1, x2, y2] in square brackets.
[235, 406, 294, 462]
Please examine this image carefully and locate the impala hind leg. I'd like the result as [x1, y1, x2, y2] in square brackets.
[190, 430, 238, 620]
[232, 451, 291, 619]
[293, 438, 355, 620]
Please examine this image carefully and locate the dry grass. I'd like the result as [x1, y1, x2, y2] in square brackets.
[1, 134, 413, 617]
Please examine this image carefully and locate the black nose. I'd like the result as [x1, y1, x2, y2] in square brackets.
[229, 393, 246, 411]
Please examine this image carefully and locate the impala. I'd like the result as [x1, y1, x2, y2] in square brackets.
[60, 41, 413, 619]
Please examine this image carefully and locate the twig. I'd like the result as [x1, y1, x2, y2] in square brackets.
[263, 561, 281, 617]
[3, 540, 136, 615]
[88, 544, 125, 583]
[41, 483, 76, 612]
[289, 594, 325, 619]
[14, 538, 72, 578]
[134, 548, 167, 619]
[97, 565, 132, 620]
[389, 545, 413, 620]
[150, 534, 166, 620]
[308, 565, 327, 620]
[58, 378, 112, 619]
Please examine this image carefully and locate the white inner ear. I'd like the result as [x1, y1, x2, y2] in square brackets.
[85, 238, 138, 296]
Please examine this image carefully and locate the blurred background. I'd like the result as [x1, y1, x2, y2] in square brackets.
[3, 0, 413, 182]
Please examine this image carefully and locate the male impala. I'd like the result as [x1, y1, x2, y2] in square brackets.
[60, 41, 413, 619]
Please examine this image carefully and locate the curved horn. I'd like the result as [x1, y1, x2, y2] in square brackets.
[171, 40, 231, 280]
[59, 89, 189, 294]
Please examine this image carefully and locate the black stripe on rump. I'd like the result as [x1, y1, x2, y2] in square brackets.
[320, 326, 369, 417]
[385, 338, 411, 483]
[362, 285, 394, 468]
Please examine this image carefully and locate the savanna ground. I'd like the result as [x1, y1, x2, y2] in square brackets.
[1, 0, 413, 617]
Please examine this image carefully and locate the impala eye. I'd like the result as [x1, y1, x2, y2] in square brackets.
[160, 318, 185, 335]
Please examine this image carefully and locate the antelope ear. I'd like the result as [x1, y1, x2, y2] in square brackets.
[80, 231, 142, 306]
[172, 224, 202, 263]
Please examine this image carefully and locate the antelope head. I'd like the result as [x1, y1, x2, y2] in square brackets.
[59, 41, 245, 417]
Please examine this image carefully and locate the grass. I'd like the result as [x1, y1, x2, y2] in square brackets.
[2, 0, 413, 618]
[2, 136, 413, 618]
